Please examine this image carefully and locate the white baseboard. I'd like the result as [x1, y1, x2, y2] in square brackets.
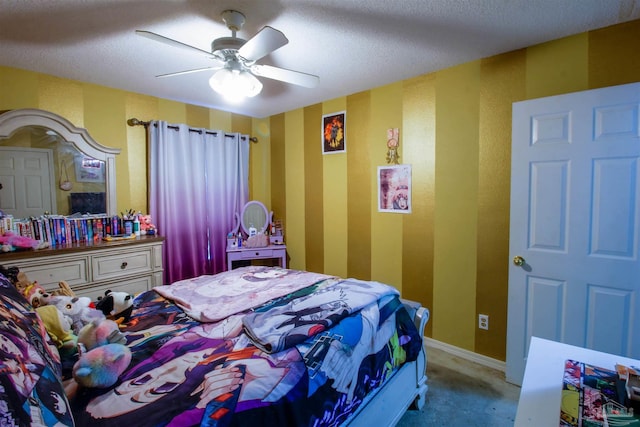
[424, 337, 506, 373]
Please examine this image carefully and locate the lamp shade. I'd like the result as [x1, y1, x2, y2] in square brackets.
[209, 68, 263, 102]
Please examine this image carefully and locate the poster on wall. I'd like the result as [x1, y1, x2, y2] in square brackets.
[322, 111, 346, 154]
[378, 164, 411, 213]
[75, 156, 105, 183]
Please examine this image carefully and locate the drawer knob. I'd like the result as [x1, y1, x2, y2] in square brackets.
[121, 261, 128, 269]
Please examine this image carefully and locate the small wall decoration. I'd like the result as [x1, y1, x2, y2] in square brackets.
[386, 128, 400, 164]
[322, 111, 346, 154]
[75, 156, 105, 183]
[378, 164, 411, 213]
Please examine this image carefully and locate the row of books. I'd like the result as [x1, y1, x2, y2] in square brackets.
[5, 214, 132, 247]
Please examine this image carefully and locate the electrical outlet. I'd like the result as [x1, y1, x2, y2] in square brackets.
[478, 314, 489, 330]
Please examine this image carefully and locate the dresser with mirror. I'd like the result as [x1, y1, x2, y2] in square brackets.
[0, 108, 164, 299]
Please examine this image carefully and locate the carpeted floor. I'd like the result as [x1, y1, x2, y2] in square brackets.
[396, 344, 521, 427]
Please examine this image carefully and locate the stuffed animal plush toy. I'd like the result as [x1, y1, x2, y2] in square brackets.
[73, 317, 130, 389]
[77, 318, 126, 350]
[35, 305, 78, 358]
[26, 282, 132, 391]
[95, 290, 134, 323]
[72, 343, 131, 388]
[23, 281, 53, 308]
[7, 270, 32, 296]
[55, 280, 76, 297]
[12, 273, 75, 308]
[48, 295, 105, 335]
[62, 317, 130, 391]
[0, 231, 49, 251]
[139, 214, 156, 235]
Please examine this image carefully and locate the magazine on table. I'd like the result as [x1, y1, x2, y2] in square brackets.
[560, 359, 640, 427]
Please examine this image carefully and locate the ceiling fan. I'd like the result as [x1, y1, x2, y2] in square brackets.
[136, 10, 319, 100]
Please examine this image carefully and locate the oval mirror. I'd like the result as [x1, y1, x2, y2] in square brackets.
[241, 201, 269, 235]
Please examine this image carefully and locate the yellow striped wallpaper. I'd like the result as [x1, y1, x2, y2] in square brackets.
[2, 19, 639, 361]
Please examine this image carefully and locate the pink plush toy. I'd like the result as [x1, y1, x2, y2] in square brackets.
[139, 214, 156, 235]
[72, 343, 131, 388]
[0, 231, 48, 252]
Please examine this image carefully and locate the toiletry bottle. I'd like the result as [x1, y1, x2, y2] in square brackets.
[133, 216, 140, 236]
[125, 220, 133, 235]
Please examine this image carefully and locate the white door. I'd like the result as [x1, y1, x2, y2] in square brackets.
[506, 82, 640, 385]
[0, 147, 55, 218]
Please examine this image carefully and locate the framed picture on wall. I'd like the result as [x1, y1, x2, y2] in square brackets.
[378, 164, 412, 213]
[322, 111, 346, 154]
[75, 156, 105, 183]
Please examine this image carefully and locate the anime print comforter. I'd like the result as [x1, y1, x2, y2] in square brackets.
[70, 266, 423, 427]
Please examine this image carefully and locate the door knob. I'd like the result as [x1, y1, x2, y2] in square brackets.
[513, 256, 525, 266]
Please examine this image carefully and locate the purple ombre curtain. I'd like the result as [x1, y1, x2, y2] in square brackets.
[148, 121, 249, 284]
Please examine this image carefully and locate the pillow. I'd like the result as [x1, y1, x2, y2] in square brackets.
[0, 273, 75, 426]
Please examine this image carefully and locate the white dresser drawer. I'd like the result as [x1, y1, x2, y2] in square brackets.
[91, 249, 152, 282]
[75, 276, 152, 301]
[2, 236, 164, 300]
[18, 259, 89, 289]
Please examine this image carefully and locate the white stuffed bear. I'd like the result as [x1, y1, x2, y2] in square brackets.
[48, 295, 105, 335]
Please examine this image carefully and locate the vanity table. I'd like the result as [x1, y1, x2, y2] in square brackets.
[226, 200, 286, 270]
[226, 244, 287, 270]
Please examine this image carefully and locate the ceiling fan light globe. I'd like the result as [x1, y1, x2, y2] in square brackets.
[238, 71, 263, 97]
[222, 92, 246, 103]
[209, 68, 232, 93]
[209, 69, 262, 101]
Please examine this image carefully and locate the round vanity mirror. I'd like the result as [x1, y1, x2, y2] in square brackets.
[241, 201, 270, 235]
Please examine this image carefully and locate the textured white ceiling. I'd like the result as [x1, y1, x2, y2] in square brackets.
[1, 0, 639, 118]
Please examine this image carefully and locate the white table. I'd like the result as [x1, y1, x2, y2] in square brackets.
[226, 244, 287, 270]
[515, 336, 640, 426]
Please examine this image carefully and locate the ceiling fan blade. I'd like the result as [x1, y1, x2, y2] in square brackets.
[238, 26, 288, 62]
[136, 30, 216, 59]
[156, 66, 221, 78]
[251, 64, 319, 88]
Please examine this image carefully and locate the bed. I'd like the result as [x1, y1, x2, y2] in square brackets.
[0, 265, 429, 426]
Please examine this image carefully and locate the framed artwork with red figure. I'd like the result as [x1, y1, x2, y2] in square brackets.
[322, 111, 346, 154]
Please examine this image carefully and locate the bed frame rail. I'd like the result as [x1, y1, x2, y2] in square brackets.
[344, 299, 429, 426]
